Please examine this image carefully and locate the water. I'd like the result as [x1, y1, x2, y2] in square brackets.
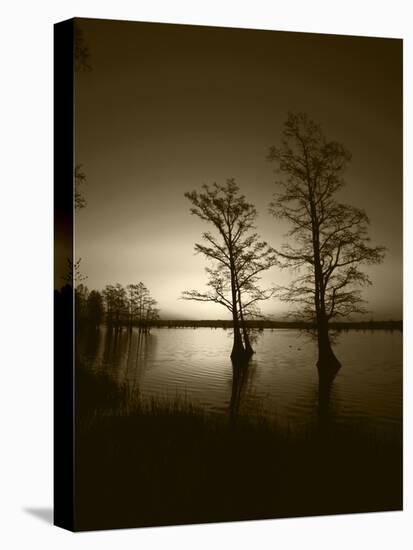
[81, 327, 402, 437]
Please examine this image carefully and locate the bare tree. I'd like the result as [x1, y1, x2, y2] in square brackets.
[62, 257, 87, 286]
[126, 282, 159, 333]
[143, 296, 159, 333]
[86, 290, 104, 330]
[268, 113, 385, 371]
[182, 179, 275, 361]
[234, 237, 276, 354]
[75, 164, 87, 210]
[102, 284, 127, 330]
[75, 283, 89, 326]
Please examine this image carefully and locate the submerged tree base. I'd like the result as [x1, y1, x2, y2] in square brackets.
[230, 347, 254, 365]
[317, 343, 341, 376]
[244, 343, 255, 359]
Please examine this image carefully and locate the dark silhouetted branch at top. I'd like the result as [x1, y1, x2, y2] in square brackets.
[75, 23, 92, 73]
[62, 257, 87, 287]
[75, 164, 87, 210]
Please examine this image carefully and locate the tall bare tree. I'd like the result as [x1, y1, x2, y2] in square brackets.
[182, 179, 275, 360]
[268, 113, 385, 371]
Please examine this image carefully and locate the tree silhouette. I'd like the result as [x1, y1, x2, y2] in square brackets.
[62, 257, 87, 287]
[86, 290, 104, 330]
[126, 282, 159, 333]
[142, 296, 159, 333]
[75, 283, 89, 326]
[182, 179, 275, 360]
[126, 283, 140, 330]
[102, 284, 127, 330]
[75, 164, 87, 210]
[268, 113, 385, 372]
[75, 23, 92, 73]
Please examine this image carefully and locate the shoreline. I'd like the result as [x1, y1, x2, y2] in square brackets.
[148, 319, 403, 331]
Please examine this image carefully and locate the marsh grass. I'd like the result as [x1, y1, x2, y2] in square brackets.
[74, 364, 402, 531]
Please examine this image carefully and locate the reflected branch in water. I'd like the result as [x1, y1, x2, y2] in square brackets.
[102, 327, 128, 374]
[101, 328, 115, 369]
[317, 364, 340, 432]
[130, 330, 147, 393]
[229, 358, 251, 422]
[125, 329, 158, 393]
[81, 325, 101, 361]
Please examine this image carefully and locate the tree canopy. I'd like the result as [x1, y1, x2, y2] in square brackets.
[183, 179, 275, 359]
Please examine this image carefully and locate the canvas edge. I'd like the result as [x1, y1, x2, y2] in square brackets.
[53, 17, 76, 533]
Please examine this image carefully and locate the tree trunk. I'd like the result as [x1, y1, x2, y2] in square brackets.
[231, 315, 245, 360]
[308, 190, 341, 375]
[236, 279, 254, 358]
[242, 327, 254, 358]
[229, 359, 247, 423]
[316, 315, 341, 372]
[229, 254, 245, 360]
[317, 367, 337, 435]
[239, 306, 254, 358]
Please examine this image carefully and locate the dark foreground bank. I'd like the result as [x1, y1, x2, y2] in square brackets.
[75, 366, 402, 531]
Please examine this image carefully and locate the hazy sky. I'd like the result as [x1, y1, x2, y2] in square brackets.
[74, 18, 402, 320]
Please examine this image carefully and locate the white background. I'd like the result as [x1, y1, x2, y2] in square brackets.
[0, 0, 411, 547]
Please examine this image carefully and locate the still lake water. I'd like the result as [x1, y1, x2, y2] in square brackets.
[81, 327, 402, 437]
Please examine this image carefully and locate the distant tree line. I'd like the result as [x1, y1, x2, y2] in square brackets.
[149, 319, 402, 332]
[75, 282, 159, 334]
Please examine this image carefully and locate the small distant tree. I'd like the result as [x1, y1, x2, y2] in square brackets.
[126, 284, 139, 329]
[268, 113, 385, 371]
[117, 282, 160, 333]
[143, 296, 159, 333]
[86, 290, 104, 329]
[135, 282, 150, 327]
[102, 284, 127, 330]
[75, 283, 89, 325]
[182, 179, 275, 361]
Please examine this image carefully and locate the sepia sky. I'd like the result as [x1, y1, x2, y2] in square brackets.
[74, 18, 402, 320]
